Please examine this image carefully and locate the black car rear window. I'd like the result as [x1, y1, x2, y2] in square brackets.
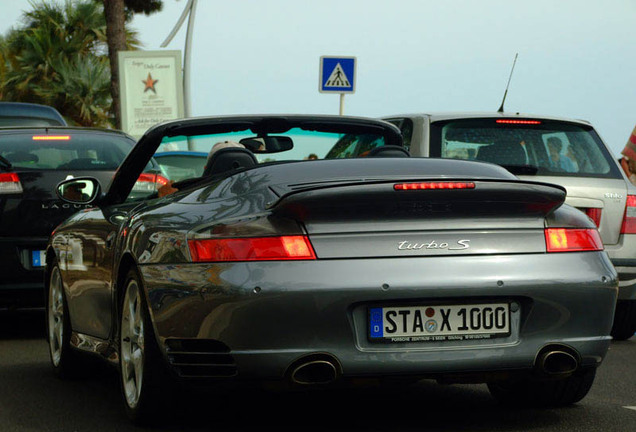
[0, 131, 134, 170]
[429, 118, 622, 178]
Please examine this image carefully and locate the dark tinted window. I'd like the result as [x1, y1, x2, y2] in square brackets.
[430, 118, 622, 178]
[0, 131, 134, 170]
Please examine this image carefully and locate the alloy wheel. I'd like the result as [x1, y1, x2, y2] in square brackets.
[48, 267, 64, 367]
[120, 279, 145, 409]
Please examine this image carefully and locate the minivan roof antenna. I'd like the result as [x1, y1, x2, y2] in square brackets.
[497, 53, 518, 113]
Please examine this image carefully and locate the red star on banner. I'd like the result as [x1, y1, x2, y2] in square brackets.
[142, 73, 158, 93]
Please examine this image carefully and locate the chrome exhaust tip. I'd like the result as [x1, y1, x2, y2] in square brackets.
[537, 348, 579, 376]
[290, 360, 338, 385]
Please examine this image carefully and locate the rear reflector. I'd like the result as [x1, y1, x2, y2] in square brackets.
[0, 172, 23, 194]
[394, 182, 475, 190]
[495, 120, 542, 125]
[621, 195, 636, 234]
[188, 236, 316, 262]
[32, 135, 71, 141]
[545, 228, 603, 252]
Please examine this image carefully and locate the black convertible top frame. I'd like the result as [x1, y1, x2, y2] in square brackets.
[104, 115, 403, 206]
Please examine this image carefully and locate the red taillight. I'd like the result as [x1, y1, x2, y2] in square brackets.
[621, 195, 636, 234]
[133, 173, 169, 193]
[394, 182, 475, 190]
[32, 135, 71, 141]
[545, 228, 603, 252]
[584, 208, 602, 227]
[495, 119, 542, 125]
[0, 172, 23, 194]
[188, 236, 316, 262]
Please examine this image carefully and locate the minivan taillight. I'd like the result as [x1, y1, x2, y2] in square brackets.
[0, 172, 23, 194]
[188, 236, 316, 262]
[545, 228, 603, 252]
[584, 208, 602, 227]
[621, 195, 636, 234]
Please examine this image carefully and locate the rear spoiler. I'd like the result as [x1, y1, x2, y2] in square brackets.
[268, 179, 566, 221]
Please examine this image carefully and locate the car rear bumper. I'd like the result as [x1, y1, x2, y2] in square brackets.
[0, 284, 45, 310]
[139, 252, 618, 382]
[0, 238, 47, 309]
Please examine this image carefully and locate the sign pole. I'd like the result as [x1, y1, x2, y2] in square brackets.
[339, 94, 345, 116]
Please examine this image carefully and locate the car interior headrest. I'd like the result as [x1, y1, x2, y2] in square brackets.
[367, 145, 410, 157]
[202, 147, 258, 177]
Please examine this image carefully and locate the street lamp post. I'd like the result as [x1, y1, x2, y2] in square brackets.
[161, 0, 198, 119]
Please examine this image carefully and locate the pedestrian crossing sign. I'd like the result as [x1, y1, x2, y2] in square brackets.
[319, 56, 356, 94]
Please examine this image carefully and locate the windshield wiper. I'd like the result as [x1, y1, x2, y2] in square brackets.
[0, 155, 12, 170]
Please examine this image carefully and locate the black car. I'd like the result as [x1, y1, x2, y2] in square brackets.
[0, 127, 165, 310]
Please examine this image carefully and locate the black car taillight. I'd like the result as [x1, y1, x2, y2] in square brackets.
[188, 236, 316, 262]
[621, 195, 636, 234]
[545, 228, 603, 252]
[0, 172, 23, 194]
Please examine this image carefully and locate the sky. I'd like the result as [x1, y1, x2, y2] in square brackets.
[1, 0, 635, 157]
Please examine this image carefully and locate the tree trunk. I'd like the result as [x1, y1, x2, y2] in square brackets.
[103, 0, 127, 130]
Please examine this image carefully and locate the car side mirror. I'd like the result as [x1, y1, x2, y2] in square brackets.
[56, 177, 101, 205]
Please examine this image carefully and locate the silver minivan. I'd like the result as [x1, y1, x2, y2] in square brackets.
[382, 112, 636, 340]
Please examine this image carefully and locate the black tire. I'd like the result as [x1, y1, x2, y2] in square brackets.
[46, 263, 84, 378]
[119, 267, 172, 425]
[487, 368, 597, 407]
[610, 300, 636, 341]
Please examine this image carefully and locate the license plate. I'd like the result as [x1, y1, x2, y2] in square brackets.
[369, 303, 510, 342]
[31, 250, 46, 267]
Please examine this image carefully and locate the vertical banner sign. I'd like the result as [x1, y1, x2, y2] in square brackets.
[118, 50, 185, 139]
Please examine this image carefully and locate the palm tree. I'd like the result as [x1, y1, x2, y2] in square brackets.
[103, 0, 162, 129]
[0, 0, 141, 127]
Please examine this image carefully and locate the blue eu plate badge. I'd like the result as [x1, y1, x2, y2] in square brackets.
[32, 250, 45, 267]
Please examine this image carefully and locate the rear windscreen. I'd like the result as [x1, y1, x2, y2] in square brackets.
[0, 132, 134, 170]
[430, 119, 622, 178]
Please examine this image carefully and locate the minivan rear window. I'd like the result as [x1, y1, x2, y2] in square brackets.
[0, 132, 134, 170]
[430, 119, 622, 178]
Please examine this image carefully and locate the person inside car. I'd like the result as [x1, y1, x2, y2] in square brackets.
[547, 137, 576, 172]
[158, 141, 245, 197]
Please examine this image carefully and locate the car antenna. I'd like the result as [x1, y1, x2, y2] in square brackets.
[497, 53, 518, 113]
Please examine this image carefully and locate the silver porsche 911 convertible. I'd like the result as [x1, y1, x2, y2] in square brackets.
[45, 115, 618, 424]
